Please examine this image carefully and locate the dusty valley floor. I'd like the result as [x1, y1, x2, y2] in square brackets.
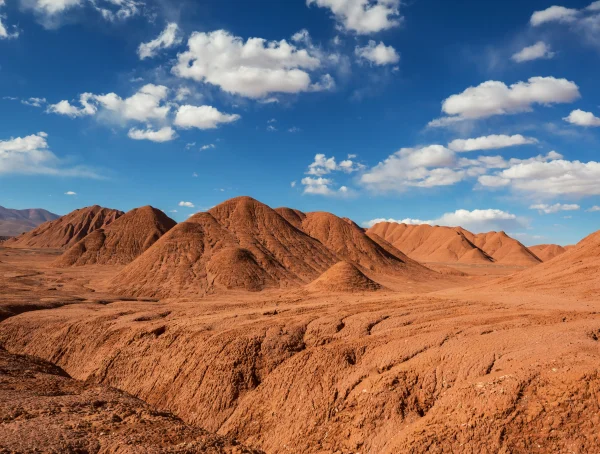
[1, 247, 599, 453]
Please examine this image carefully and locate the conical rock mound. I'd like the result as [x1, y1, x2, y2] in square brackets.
[110, 197, 338, 298]
[306, 261, 384, 293]
[4, 205, 123, 249]
[468, 231, 541, 267]
[54, 206, 176, 267]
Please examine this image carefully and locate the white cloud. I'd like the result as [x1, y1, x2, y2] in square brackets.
[138, 23, 182, 59]
[48, 85, 170, 122]
[200, 144, 215, 150]
[301, 176, 351, 196]
[530, 203, 580, 214]
[307, 153, 364, 176]
[0, 132, 99, 178]
[46, 93, 97, 117]
[64, 191, 77, 195]
[172, 30, 331, 99]
[0, 4, 19, 40]
[511, 41, 555, 62]
[479, 158, 600, 196]
[20, 0, 142, 27]
[288, 127, 301, 133]
[174, 105, 240, 129]
[360, 145, 465, 191]
[363, 208, 525, 232]
[185, 142, 196, 150]
[291, 180, 297, 187]
[20, 97, 47, 107]
[93, 84, 170, 122]
[563, 109, 600, 127]
[530, 6, 579, 26]
[355, 40, 399, 65]
[127, 126, 176, 142]
[430, 77, 580, 125]
[267, 125, 277, 132]
[587, 206, 600, 212]
[306, 0, 402, 34]
[448, 134, 538, 152]
[178, 201, 194, 208]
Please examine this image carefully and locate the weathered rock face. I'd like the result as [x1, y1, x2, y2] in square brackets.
[55, 206, 176, 267]
[0, 347, 262, 453]
[4, 205, 123, 249]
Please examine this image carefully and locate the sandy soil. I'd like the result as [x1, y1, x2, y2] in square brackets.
[1, 247, 599, 453]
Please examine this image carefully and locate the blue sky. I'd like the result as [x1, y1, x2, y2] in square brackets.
[1, 0, 600, 245]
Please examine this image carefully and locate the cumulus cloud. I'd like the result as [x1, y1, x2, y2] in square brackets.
[306, 0, 402, 34]
[529, 203, 580, 214]
[127, 126, 176, 142]
[360, 145, 465, 191]
[46, 93, 97, 117]
[563, 109, 600, 127]
[587, 206, 600, 212]
[48, 85, 170, 122]
[200, 144, 216, 150]
[0, 132, 99, 177]
[172, 30, 332, 99]
[178, 201, 194, 208]
[301, 176, 351, 196]
[511, 41, 555, 62]
[429, 77, 580, 126]
[530, 3, 600, 50]
[64, 191, 77, 195]
[307, 153, 364, 176]
[363, 208, 525, 232]
[448, 134, 538, 152]
[174, 105, 240, 129]
[530, 6, 578, 26]
[479, 158, 600, 196]
[138, 23, 182, 59]
[355, 40, 399, 65]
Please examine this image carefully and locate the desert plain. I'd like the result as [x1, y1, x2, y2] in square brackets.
[0, 197, 599, 453]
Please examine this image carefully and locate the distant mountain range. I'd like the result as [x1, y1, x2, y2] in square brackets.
[0, 206, 60, 237]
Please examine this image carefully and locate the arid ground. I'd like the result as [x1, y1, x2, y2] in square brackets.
[0, 199, 599, 453]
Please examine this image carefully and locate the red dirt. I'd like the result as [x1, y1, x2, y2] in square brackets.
[2, 197, 600, 453]
[0, 347, 261, 453]
[55, 206, 176, 267]
[306, 261, 385, 293]
[467, 231, 542, 267]
[4, 205, 123, 250]
[529, 243, 568, 262]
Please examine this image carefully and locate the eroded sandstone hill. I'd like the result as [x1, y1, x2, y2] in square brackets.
[306, 261, 384, 293]
[276, 207, 428, 274]
[109, 197, 340, 297]
[495, 230, 600, 298]
[0, 347, 261, 453]
[529, 243, 568, 262]
[4, 205, 123, 249]
[55, 206, 176, 266]
[368, 222, 542, 266]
